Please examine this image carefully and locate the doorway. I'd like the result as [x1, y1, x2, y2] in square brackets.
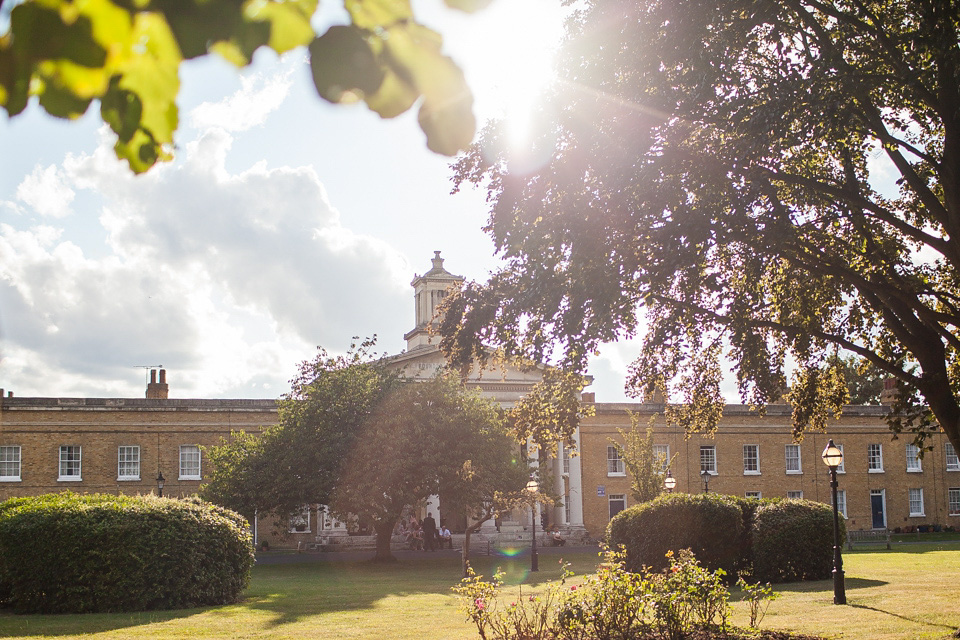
[871, 489, 886, 529]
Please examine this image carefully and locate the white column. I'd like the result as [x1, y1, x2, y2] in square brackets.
[568, 427, 585, 527]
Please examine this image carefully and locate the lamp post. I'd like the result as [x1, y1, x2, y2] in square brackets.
[821, 439, 846, 605]
[664, 469, 676, 493]
[701, 468, 711, 493]
[526, 475, 539, 572]
[156, 470, 165, 498]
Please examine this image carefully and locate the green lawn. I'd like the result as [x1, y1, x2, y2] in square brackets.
[1, 543, 958, 639]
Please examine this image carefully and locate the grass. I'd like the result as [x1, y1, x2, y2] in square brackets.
[0, 543, 958, 639]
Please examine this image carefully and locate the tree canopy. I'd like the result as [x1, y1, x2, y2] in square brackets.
[202, 340, 529, 563]
[0, 0, 482, 173]
[440, 0, 960, 454]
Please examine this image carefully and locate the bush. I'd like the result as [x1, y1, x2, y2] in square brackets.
[752, 499, 843, 583]
[0, 492, 254, 613]
[606, 493, 747, 575]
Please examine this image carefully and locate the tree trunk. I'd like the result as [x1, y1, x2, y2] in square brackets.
[462, 518, 488, 577]
[372, 520, 397, 563]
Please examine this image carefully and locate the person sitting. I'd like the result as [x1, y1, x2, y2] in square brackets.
[551, 529, 566, 547]
[406, 521, 423, 550]
[439, 524, 453, 549]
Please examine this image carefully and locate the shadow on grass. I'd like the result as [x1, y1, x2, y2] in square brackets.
[0, 549, 598, 637]
[0, 606, 208, 638]
[753, 576, 887, 597]
[849, 603, 960, 635]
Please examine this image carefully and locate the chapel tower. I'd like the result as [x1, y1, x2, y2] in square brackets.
[403, 251, 464, 351]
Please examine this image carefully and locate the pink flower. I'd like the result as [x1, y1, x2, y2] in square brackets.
[475, 598, 485, 611]
[570, 586, 577, 591]
[529, 595, 535, 602]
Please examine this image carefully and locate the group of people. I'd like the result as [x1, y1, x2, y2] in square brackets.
[395, 513, 452, 551]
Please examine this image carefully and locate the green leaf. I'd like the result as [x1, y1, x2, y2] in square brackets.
[244, 0, 318, 54]
[345, 0, 412, 31]
[309, 25, 384, 104]
[444, 0, 494, 11]
[363, 66, 417, 118]
[36, 79, 93, 118]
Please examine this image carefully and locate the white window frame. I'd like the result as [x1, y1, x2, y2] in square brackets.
[906, 444, 922, 473]
[0, 445, 21, 482]
[909, 488, 925, 517]
[835, 443, 846, 473]
[117, 445, 141, 481]
[835, 489, 847, 519]
[58, 445, 82, 481]
[288, 506, 312, 533]
[949, 488, 960, 516]
[700, 445, 717, 475]
[785, 444, 802, 474]
[946, 443, 959, 472]
[608, 494, 626, 519]
[562, 446, 571, 475]
[607, 445, 625, 476]
[868, 443, 884, 473]
[179, 445, 201, 480]
[787, 490, 803, 500]
[745, 491, 762, 499]
[743, 444, 760, 475]
[653, 444, 670, 473]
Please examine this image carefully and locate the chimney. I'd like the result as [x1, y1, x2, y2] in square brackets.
[581, 392, 596, 403]
[146, 368, 169, 399]
[880, 377, 898, 406]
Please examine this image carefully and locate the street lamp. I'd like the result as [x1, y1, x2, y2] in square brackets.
[821, 439, 846, 605]
[156, 471, 165, 498]
[526, 475, 539, 572]
[664, 469, 677, 493]
[701, 468, 711, 493]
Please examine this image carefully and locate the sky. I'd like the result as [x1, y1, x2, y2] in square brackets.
[0, 0, 645, 401]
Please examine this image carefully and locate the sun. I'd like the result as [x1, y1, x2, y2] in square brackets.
[426, 0, 568, 145]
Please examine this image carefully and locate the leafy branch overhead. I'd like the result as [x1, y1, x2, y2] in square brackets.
[0, 0, 480, 173]
[442, 0, 960, 455]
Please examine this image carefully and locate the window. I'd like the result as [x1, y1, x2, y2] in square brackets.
[117, 445, 140, 480]
[745, 491, 762, 499]
[700, 445, 717, 474]
[607, 446, 625, 476]
[564, 495, 571, 524]
[950, 488, 960, 516]
[179, 445, 201, 480]
[785, 444, 802, 474]
[868, 443, 884, 472]
[608, 494, 626, 519]
[835, 443, 845, 473]
[787, 491, 803, 500]
[653, 444, 670, 473]
[562, 446, 571, 475]
[947, 443, 959, 471]
[909, 488, 925, 517]
[288, 506, 311, 533]
[906, 444, 922, 472]
[59, 445, 81, 481]
[743, 445, 760, 474]
[835, 489, 847, 518]
[0, 446, 21, 481]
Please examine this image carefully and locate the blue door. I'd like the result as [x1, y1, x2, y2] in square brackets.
[871, 492, 885, 529]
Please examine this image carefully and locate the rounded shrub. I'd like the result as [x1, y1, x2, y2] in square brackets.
[606, 492, 746, 575]
[0, 492, 254, 613]
[752, 498, 844, 583]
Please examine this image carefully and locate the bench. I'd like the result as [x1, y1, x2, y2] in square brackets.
[847, 529, 891, 550]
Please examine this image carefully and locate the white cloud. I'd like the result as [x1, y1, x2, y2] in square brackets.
[15, 164, 75, 218]
[189, 69, 293, 132]
[0, 125, 411, 398]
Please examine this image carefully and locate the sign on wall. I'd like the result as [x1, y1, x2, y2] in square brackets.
[597, 485, 605, 497]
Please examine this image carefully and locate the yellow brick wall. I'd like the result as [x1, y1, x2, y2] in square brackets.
[579, 403, 960, 538]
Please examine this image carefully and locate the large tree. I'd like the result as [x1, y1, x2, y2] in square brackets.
[203, 342, 529, 563]
[0, 0, 482, 172]
[439, 0, 960, 454]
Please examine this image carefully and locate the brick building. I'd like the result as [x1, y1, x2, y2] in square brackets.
[2, 253, 958, 547]
[578, 399, 960, 538]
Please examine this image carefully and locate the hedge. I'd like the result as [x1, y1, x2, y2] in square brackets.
[0, 492, 254, 613]
[606, 493, 747, 575]
[752, 498, 843, 583]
